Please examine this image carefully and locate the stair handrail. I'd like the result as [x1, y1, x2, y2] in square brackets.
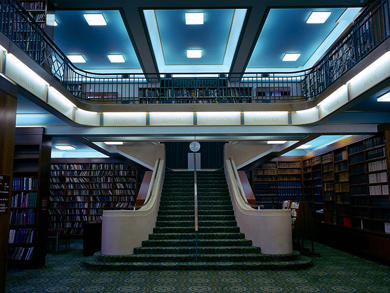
[135, 158, 161, 210]
[228, 158, 252, 207]
[193, 153, 198, 232]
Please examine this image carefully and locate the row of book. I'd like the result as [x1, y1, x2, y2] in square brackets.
[50, 202, 88, 208]
[367, 147, 385, 160]
[9, 229, 35, 244]
[50, 177, 136, 183]
[277, 169, 300, 175]
[278, 181, 301, 188]
[334, 150, 348, 162]
[368, 172, 388, 184]
[369, 184, 389, 196]
[51, 163, 136, 171]
[49, 215, 88, 221]
[278, 162, 301, 168]
[19, 1, 45, 10]
[13, 177, 38, 191]
[11, 192, 37, 208]
[49, 209, 88, 215]
[349, 136, 384, 154]
[50, 183, 136, 190]
[368, 159, 387, 172]
[50, 170, 135, 177]
[10, 210, 35, 225]
[8, 247, 34, 261]
[49, 195, 88, 202]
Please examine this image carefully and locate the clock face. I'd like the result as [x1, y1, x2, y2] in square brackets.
[189, 141, 200, 152]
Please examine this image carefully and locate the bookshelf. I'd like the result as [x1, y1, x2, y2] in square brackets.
[8, 128, 51, 268]
[49, 159, 138, 237]
[18, 1, 47, 29]
[252, 159, 302, 209]
[299, 134, 390, 261]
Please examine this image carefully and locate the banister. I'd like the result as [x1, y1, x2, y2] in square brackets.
[0, 0, 388, 104]
[135, 159, 161, 210]
[228, 158, 255, 209]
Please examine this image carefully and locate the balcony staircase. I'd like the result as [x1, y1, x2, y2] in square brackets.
[84, 170, 312, 270]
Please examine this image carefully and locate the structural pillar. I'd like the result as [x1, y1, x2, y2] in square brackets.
[0, 76, 18, 293]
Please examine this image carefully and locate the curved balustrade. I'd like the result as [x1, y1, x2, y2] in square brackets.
[0, 0, 389, 104]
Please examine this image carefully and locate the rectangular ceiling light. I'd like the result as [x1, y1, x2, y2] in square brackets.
[297, 144, 311, 149]
[104, 141, 124, 145]
[306, 12, 331, 24]
[83, 13, 107, 26]
[377, 91, 390, 102]
[107, 54, 125, 63]
[185, 13, 204, 25]
[282, 53, 301, 62]
[46, 14, 58, 26]
[55, 145, 75, 151]
[187, 49, 202, 58]
[267, 141, 287, 144]
[67, 55, 86, 63]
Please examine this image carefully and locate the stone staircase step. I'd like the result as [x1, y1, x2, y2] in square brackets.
[149, 232, 245, 240]
[141, 239, 252, 247]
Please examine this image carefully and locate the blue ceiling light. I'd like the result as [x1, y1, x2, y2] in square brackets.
[282, 53, 300, 62]
[143, 8, 247, 73]
[186, 49, 202, 58]
[185, 12, 204, 25]
[55, 145, 76, 151]
[377, 92, 390, 102]
[107, 54, 125, 63]
[46, 14, 58, 26]
[54, 10, 141, 72]
[306, 11, 331, 24]
[67, 55, 86, 63]
[83, 13, 107, 26]
[246, 7, 361, 72]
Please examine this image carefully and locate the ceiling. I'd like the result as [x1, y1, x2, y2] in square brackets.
[49, 0, 366, 74]
[54, 10, 141, 72]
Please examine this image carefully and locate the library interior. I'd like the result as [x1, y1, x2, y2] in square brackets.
[1, 0, 390, 292]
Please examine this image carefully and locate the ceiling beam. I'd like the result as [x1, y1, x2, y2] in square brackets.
[44, 123, 378, 137]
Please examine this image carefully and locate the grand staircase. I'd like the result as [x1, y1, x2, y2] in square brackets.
[84, 170, 312, 269]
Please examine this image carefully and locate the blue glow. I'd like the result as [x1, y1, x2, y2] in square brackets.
[247, 8, 361, 72]
[144, 9, 247, 73]
[54, 10, 141, 72]
[16, 114, 66, 126]
[283, 135, 351, 156]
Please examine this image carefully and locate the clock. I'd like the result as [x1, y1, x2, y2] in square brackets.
[189, 141, 200, 152]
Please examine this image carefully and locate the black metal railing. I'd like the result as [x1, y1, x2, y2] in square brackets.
[0, 0, 389, 104]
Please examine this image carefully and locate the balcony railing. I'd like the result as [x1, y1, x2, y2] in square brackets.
[0, 0, 389, 104]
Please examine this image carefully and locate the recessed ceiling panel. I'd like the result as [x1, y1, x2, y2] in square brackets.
[144, 9, 247, 72]
[247, 8, 361, 71]
[53, 10, 141, 72]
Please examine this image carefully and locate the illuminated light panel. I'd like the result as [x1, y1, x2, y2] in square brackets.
[297, 144, 311, 149]
[186, 49, 202, 58]
[83, 14, 107, 26]
[107, 54, 125, 63]
[377, 91, 390, 102]
[46, 14, 58, 26]
[104, 141, 124, 145]
[282, 53, 301, 62]
[185, 12, 204, 25]
[306, 11, 332, 24]
[267, 141, 287, 144]
[67, 55, 86, 63]
[55, 145, 75, 151]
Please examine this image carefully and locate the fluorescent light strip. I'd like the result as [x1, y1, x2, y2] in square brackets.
[187, 49, 202, 58]
[185, 13, 204, 25]
[83, 14, 107, 26]
[55, 145, 75, 151]
[377, 91, 390, 102]
[267, 141, 287, 144]
[306, 12, 331, 24]
[104, 141, 124, 145]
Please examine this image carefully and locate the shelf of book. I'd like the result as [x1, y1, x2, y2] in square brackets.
[252, 159, 302, 209]
[49, 159, 139, 237]
[8, 128, 51, 268]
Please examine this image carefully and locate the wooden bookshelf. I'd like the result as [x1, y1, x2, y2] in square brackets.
[252, 158, 302, 209]
[8, 128, 51, 268]
[49, 159, 139, 237]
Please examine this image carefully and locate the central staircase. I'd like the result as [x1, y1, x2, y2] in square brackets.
[85, 170, 312, 269]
